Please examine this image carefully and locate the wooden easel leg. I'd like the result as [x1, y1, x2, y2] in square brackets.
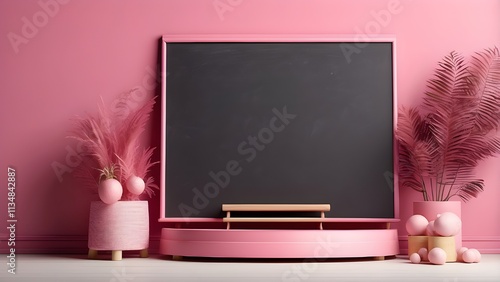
[320, 211, 324, 230]
[112, 250, 122, 261]
[88, 249, 98, 259]
[140, 249, 149, 258]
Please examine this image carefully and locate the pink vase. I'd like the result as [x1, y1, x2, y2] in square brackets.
[413, 201, 462, 250]
[88, 201, 149, 251]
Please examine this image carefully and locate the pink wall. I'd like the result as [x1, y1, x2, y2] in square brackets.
[1, 0, 499, 253]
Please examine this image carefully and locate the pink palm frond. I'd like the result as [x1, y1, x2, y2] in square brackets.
[468, 47, 500, 133]
[396, 48, 500, 202]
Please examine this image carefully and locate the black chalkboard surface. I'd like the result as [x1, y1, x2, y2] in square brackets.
[163, 41, 395, 219]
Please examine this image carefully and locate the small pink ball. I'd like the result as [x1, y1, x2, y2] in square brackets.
[426, 220, 436, 236]
[457, 247, 468, 262]
[428, 248, 447, 265]
[406, 214, 429, 236]
[462, 249, 476, 263]
[418, 248, 428, 261]
[98, 178, 123, 204]
[434, 212, 461, 236]
[409, 253, 421, 264]
[469, 249, 481, 263]
[126, 175, 146, 195]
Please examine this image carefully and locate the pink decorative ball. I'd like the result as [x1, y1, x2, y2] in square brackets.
[406, 214, 429, 235]
[428, 248, 447, 265]
[97, 178, 123, 205]
[426, 220, 436, 236]
[409, 253, 421, 264]
[462, 249, 476, 263]
[469, 249, 481, 263]
[418, 248, 428, 261]
[126, 175, 146, 195]
[98, 178, 123, 204]
[457, 247, 468, 262]
[434, 212, 461, 236]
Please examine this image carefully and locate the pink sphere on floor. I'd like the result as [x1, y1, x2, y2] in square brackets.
[409, 253, 421, 264]
[428, 248, 447, 265]
[457, 247, 468, 262]
[462, 249, 476, 263]
[434, 212, 461, 237]
[406, 214, 429, 235]
[418, 248, 428, 261]
[469, 249, 481, 263]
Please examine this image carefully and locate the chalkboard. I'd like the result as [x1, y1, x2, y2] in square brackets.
[163, 41, 395, 219]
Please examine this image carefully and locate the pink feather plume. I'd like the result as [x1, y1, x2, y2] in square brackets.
[68, 94, 159, 200]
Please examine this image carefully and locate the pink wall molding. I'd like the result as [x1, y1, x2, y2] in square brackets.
[0, 235, 161, 254]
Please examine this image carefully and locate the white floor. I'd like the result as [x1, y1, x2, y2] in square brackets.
[1, 254, 499, 282]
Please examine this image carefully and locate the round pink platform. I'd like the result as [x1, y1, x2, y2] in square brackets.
[159, 228, 399, 258]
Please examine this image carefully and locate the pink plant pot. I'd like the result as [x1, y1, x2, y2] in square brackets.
[88, 201, 149, 251]
[413, 201, 462, 251]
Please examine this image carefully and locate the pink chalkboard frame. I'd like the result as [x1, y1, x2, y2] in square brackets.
[159, 34, 399, 224]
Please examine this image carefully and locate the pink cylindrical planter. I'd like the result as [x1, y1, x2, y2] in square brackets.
[88, 201, 149, 260]
[413, 201, 461, 251]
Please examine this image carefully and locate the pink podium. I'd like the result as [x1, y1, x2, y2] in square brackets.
[159, 218, 399, 259]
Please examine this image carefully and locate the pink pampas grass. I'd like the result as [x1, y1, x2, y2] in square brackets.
[69, 93, 158, 201]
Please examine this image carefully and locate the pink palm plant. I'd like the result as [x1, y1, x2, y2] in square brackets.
[396, 48, 500, 201]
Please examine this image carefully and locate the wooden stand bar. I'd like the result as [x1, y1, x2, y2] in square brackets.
[222, 204, 331, 230]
